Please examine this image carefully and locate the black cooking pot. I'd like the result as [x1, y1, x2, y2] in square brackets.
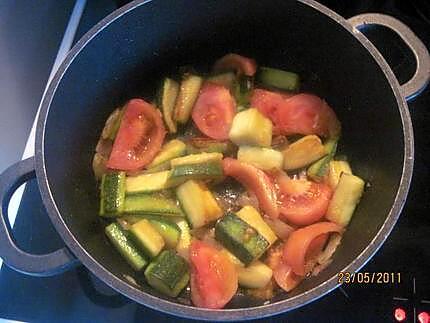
[1, 0, 429, 320]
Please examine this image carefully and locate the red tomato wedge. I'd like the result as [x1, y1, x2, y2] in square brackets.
[273, 261, 303, 292]
[283, 222, 343, 276]
[106, 99, 166, 171]
[276, 173, 333, 226]
[213, 53, 257, 76]
[192, 83, 236, 140]
[222, 158, 279, 218]
[250, 90, 340, 137]
[189, 240, 238, 309]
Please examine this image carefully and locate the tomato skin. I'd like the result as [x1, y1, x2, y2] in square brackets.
[283, 222, 343, 276]
[213, 53, 257, 76]
[189, 240, 238, 309]
[273, 261, 303, 292]
[250, 90, 340, 137]
[277, 175, 333, 226]
[106, 99, 166, 171]
[192, 83, 236, 140]
[222, 158, 279, 219]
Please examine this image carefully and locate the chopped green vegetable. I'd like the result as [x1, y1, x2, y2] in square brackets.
[147, 139, 187, 169]
[174, 73, 203, 124]
[237, 146, 283, 171]
[256, 66, 300, 92]
[307, 138, 338, 181]
[157, 78, 180, 133]
[100, 172, 126, 217]
[124, 194, 183, 217]
[282, 135, 327, 170]
[130, 219, 165, 258]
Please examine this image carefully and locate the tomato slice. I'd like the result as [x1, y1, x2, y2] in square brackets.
[192, 83, 236, 140]
[106, 99, 166, 171]
[189, 240, 238, 309]
[283, 222, 343, 276]
[250, 90, 340, 137]
[213, 53, 257, 76]
[222, 158, 279, 218]
[276, 173, 333, 226]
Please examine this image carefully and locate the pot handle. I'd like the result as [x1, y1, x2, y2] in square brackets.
[348, 13, 430, 101]
[0, 157, 79, 276]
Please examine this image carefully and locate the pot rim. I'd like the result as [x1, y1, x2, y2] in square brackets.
[34, 0, 414, 320]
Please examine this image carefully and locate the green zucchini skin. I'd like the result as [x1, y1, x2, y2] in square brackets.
[168, 161, 224, 184]
[147, 217, 181, 249]
[144, 250, 190, 297]
[157, 78, 180, 133]
[105, 223, 148, 271]
[100, 172, 126, 217]
[124, 194, 183, 217]
[307, 138, 338, 181]
[215, 213, 269, 265]
[256, 66, 300, 92]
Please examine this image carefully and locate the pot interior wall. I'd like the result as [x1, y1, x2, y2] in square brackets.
[42, 0, 404, 308]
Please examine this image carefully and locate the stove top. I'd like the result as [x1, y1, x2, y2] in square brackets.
[0, 1, 429, 322]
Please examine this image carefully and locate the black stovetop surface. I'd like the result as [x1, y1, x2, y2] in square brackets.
[0, 1, 429, 322]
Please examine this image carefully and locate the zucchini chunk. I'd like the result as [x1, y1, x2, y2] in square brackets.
[170, 152, 223, 167]
[215, 213, 270, 265]
[176, 180, 223, 228]
[174, 73, 203, 124]
[168, 161, 224, 185]
[144, 250, 190, 297]
[236, 206, 277, 245]
[105, 222, 148, 271]
[126, 171, 174, 194]
[146, 216, 181, 249]
[173, 218, 191, 259]
[237, 146, 283, 171]
[147, 139, 187, 169]
[238, 261, 273, 289]
[157, 78, 179, 133]
[307, 138, 338, 182]
[326, 173, 365, 227]
[282, 135, 327, 170]
[229, 108, 272, 147]
[256, 66, 300, 92]
[185, 138, 235, 154]
[328, 160, 352, 189]
[130, 219, 165, 258]
[124, 194, 183, 217]
[234, 75, 253, 108]
[100, 172, 126, 217]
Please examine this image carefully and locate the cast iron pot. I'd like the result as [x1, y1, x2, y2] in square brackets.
[1, 0, 429, 320]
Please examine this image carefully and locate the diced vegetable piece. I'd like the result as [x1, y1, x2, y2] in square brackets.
[169, 161, 224, 185]
[124, 194, 183, 217]
[213, 53, 257, 76]
[328, 160, 352, 189]
[237, 146, 283, 171]
[238, 261, 273, 289]
[219, 248, 244, 267]
[105, 223, 148, 271]
[256, 67, 300, 92]
[207, 72, 236, 90]
[282, 135, 327, 170]
[130, 219, 165, 258]
[170, 152, 223, 167]
[186, 137, 235, 154]
[273, 261, 302, 292]
[174, 74, 203, 124]
[236, 206, 277, 245]
[102, 108, 123, 141]
[147, 139, 187, 169]
[229, 108, 272, 147]
[107, 99, 166, 171]
[215, 213, 270, 265]
[146, 217, 181, 249]
[307, 138, 338, 182]
[176, 180, 223, 228]
[100, 172, 126, 217]
[326, 173, 365, 226]
[157, 78, 179, 133]
[283, 222, 343, 276]
[126, 171, 174, 194]
[93, 153, 108, 179]
[144, 250, 190, 297]
[222, 158, 279, 219]
[189, 240, 238, 309]
[234, 75, 253, 108]
[192, 82, 236, 140]
[174, 218, 191, 259]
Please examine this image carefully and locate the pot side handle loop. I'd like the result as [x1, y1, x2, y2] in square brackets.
[0, 157, 79, 276]
[348, 13, 430, 101]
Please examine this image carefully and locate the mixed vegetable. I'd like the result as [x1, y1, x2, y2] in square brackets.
[93, 53, 365, 309]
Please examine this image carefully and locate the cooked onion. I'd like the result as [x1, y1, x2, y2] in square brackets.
[264, 218, 295, 241]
